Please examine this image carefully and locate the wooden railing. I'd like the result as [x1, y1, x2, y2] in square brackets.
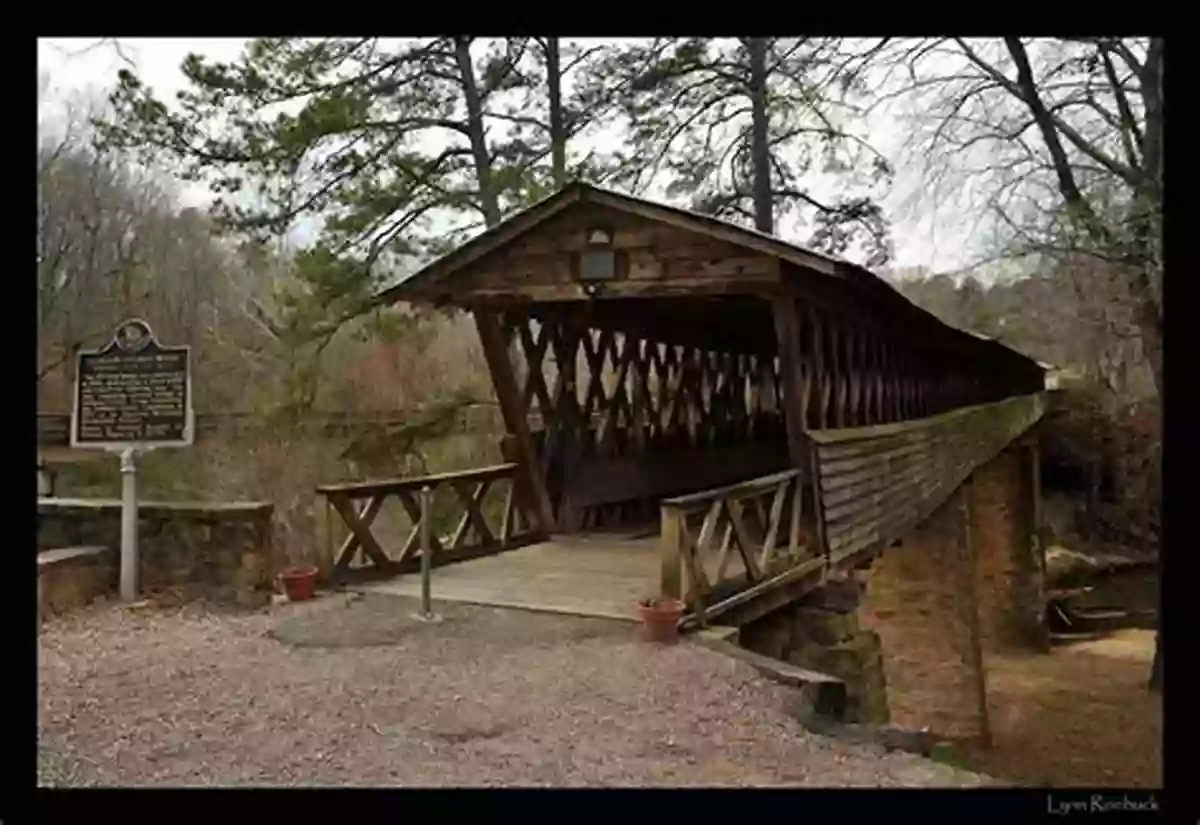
[659, 468, 823, 627]
[657, 393, 1045, 629]
[315, 463, 544, 581]
[808, 393, 1046, 568]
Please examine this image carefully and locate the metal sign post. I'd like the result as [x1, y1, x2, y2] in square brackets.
[119, 447, 139, 601]
[70, 319, 194, 603]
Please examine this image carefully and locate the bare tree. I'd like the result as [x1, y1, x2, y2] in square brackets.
[871, 38, 1162, 396]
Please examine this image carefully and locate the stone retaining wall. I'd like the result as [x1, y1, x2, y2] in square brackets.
[38, 546, 115, 617]
[738, 445, 1044, 746]
[740, 577, 890, 725]
[37, 498, 276, 612]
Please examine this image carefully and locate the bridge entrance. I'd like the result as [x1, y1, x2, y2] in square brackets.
[322, 182, 1049, 743]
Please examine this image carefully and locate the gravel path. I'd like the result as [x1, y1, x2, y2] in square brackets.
[38, 593, 991, 787]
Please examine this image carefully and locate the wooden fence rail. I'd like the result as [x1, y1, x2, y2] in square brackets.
[315, 463, 544, 582]
[659, 468, 822, 627]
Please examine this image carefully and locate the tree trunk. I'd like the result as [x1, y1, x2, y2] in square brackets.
[746, 37, 774, 235]
[454, 37, 501, 227]
[545, 37, 567, 187]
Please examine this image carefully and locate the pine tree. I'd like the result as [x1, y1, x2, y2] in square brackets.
[586, 38, 894, 264]
[95, 38, 615, 340]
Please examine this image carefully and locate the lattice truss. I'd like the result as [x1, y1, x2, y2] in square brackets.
[498, 310, 786, 457]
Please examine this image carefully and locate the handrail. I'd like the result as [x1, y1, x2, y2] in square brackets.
[806, 393, 1044, 445]
[661, 469, 801, 513]
[315, 463, 518, 498]
[315, 462, 541, 581]
[659, 467, 817, 626]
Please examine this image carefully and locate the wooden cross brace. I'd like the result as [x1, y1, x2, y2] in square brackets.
[329, 493, 393, 574]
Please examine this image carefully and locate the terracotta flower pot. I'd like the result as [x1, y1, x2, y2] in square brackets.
[278, 565, 319, 602]
[638, 597, 684, 644]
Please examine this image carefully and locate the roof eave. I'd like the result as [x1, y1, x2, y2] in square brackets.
[373, 183, 588, 306]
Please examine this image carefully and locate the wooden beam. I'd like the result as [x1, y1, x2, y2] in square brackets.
[810, 305, 828, 430]
[771, 296, 809, 472]
[440, 275, 780, 306]
[474, 309, 556, 532]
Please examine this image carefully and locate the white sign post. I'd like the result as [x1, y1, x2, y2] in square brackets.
[70, 319, 194, 602]
[119, 447, 139, 601]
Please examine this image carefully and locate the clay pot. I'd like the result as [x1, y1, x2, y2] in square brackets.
[638, 597, 684, 644]
[278, 565, 319, 602]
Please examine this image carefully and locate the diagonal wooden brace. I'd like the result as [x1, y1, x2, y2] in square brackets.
[329, 493, 392, 573]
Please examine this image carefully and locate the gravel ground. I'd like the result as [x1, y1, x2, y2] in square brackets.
[38, 593, 991, 788]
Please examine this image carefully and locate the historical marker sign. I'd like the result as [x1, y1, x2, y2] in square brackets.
[71, 319, 194, 449]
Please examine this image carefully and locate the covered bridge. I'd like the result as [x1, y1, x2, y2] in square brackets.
[319, 181, 1047, 634]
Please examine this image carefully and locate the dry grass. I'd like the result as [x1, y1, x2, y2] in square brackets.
[862, 585, 1161, 790]
[38, 594, 992, 788]
[969, 631, 1162, 788]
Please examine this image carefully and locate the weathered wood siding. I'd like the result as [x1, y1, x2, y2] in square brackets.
[453, 203, 781, 300]
[809, 393, 1046, 566]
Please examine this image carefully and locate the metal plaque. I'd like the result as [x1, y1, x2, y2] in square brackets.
[70, 319, 194, 449]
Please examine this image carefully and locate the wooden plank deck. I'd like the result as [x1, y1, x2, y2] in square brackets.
[357, 530, 664, 621]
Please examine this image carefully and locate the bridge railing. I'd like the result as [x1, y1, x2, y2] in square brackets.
[656, 393, 1045, 629]
[659, 468, 824, 628]
[315, 463, 545, 582]
[807, 393, 1046, 570]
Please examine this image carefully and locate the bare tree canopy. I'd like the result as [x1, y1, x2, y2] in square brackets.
[869, 37, 1162, 396]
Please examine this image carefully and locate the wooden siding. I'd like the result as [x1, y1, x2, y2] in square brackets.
[808, 393, 1046, 567]
[441, 203, 782, 302]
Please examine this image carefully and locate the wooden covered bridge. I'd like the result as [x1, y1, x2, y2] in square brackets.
[317, 181, 1047, 637]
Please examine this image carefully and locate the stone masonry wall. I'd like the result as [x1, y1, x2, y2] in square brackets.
[969, 448, 1022, 652]
[968, 445, 1049, 652]
[858, 485, 991, 745]
[37, 499, 276, 609]
[741, 577, 889, 725]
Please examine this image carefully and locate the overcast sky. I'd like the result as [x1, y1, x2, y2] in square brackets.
[37, 37, 980, 275]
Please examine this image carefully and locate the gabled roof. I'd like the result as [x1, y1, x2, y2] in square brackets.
[374, 181, 1043, 373]
[375, 180, 851, 304]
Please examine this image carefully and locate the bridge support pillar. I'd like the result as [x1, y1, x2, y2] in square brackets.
[858, 485, 993, 748]
[741, 575, 890, 725]
[968, 443, 1050, 653]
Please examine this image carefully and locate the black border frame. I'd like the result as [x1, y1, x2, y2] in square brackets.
[23, 27, 1189, 824]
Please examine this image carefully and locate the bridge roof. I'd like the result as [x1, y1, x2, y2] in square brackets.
[377, 181, 1042, 371]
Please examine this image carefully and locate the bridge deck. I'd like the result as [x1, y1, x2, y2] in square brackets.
[359, 531, 664, 622]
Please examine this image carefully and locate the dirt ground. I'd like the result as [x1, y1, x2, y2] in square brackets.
[38, 593, 990, 788]
[967, 631, 1162, 787]
[861, 609, 1162, 788]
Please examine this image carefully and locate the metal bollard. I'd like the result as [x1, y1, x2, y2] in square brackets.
[414, 485, 441, 622]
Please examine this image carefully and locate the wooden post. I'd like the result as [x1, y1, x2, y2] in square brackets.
[660, 505, 684, 601]
[474, 308, 556, 533]
[771, 295, 810, 472]
[811, 307, 828, 429]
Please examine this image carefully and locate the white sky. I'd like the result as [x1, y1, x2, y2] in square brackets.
[37, 37, 978, 274]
